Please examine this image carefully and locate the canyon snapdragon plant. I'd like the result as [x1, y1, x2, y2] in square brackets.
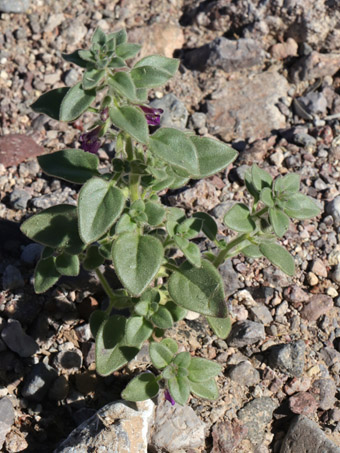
[21, 28, 320, 405]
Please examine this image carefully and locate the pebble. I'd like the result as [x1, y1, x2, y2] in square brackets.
[48, 375, 69, 401]
[227, 321, 265, 348]
[310, 258, 328, 277]
[20, 243, 43, 264]
[267, 340, 305, 377]
[312, 378, 336, 410]
[190, 112, 206, 130]
[150, 93, 189, 129]
[332, 263, 340, 284]
[218, 260, 244, 298]
[326, 195, 340, 226]
[21, 362, 58, 401]
[301, 294, 333, 321]
[54, 346, 83, 373]
[297, 92, 328, 115]
[211, 419, 247, 452]
[289, 391, 318, 415]
[227, 361, 260, 386]
[0, 397, 15, 450]
[64, 69, 79, 86]
[0, 0, 30, 13]
[249, 304, 273, 325]
[237, 397, 277, 446]
[9, 188, 31, 210]
[2, 264, 24, 290]
[1, 319, 38, 357]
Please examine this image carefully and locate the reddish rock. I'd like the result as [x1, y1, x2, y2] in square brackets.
[284, 285, 310, 307]
[310, 259, 328, 278]
[289, 392, 318, 415]
[284, 377, 311, 396]
[0, 134, 45, 167]
[300, 294, 333, 321]
[212, 419, 247, 453]
[270, 38, 298, 60]
[290, 51, 340, 83]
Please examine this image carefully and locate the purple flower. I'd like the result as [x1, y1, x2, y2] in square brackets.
[140, 105, 163, 126]
[164, 389, 175, 406]
[79, 126, 102, 154]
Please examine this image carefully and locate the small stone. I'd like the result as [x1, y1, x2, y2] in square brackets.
[227, 321, 265, 348]
[269, 150, 284, 166]
[332, 264, 340, 284]
[4, 429, 28, 452]
[326, 196, 340, 226]
[270, 38, 298, 60]
[9, 188, 31, 210]
[48, 375, 69, 401]
[2, 265, 24, 290]
[307, 272, 319, 286]
[20, 243, 43, 264]
[249, 304, 273, 325]
[327, 287, 338, 298]
[267, 340, 305, 377]
[219, 260, 244, 298]
[21, 362, 58, 401]
[310, 258, 328, 278]
[284, 376, 311, 396]
[0, 397, 15, 450]
[190, 112, 206, 130]
[61, 19, 87, 45]
[150, 93, 188, 129]
[289, 391, 318, 415]
[1, 320, 38, 357]
[296, 92, 328, 115]
[0, 0, 29, 13]
[54, 346, 83, 373]
[312, 378, 336, 410]
[228, 361, 260, 386]
[237, 397, 277, 446]
[211, 419, 247, 453]
[280, 415, 340, 453]
[290, 51, 340, 82]
[301, 294, 333, 321]
[64, 69, 79, 86]
[0, 134, 44, 168]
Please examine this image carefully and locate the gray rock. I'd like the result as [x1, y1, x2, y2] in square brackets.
[227, 321, 265, 348]
[296, 92, 328, 116]
[21, 362, 58, 401]
[280, 415, 340, 453]
[185, 37, 264, 73]
[210, 201, 234, 222]
[1, 319, 38, 357]
[0, 0, 30, 13]
[151, 395, 205, 451]
[150, 94, 188, 129]
[249, 304, 273, 325]
[190, 112, 206, 130]
[290, 52, 340, 83]
[267, 340, 305, 377]
[238, 397, 277, 446]
[54, 346, 83, 373]
[20, 243, 43, 264]
[55, 400, 154, 453]
[64, 69, 79, 86]
[206, 71, 288, 142]
[0, 397, 15, 450]
[9, 189, 32, 210]
[228, 361, 260, 386]
[326, 196, 340, 226]
[312, 378, 337, 410]
[332, 264, 340, 284]
[61, 19, 87, 45]
[293, 132, 317, 148]
[2, 265, 24, 290]
[219, 259, 244, 298]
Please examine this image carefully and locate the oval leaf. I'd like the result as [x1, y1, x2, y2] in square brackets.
[31, 87, 69, 120]
[34, 257, 60, 294]
[109, 105, 149, 145]
[168, 260, 227, 318]
[60, 82, 96, 122]
[259, 242, 295, 276]
[168, 376, 190, 405]
[55, 253, 79, 276]
[112, 232, 164, 296]
[207, 315, 232, 339]
[122, 372, 159, 401]
[188, 357, 221, 383]
[78, 178, 125, 243]
[149, 342, 174, 369]
[189, 379, 219, 400]
[125, 316, 153, 346]
[281, 193, 321, 220]
[269, 207, 290, 237]
[38, 149, 100, 184]
[108, 72, 137, 102]
[224, 203, 256, 233]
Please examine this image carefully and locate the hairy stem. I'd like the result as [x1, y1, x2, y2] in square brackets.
[213, 233, 248, 267]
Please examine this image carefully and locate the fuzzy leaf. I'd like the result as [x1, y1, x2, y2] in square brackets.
[60, 82, 96, 122]
[109, 105, 149, 144]
[31, 87, 69, 120]
[34, 257, 60, 293]
[259, 242, 295, 276]
[122, 372, 159, 401]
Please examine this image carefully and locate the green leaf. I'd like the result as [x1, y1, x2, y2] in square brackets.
[78, 178, 125, 244]
[116, 43, 141, 59]
[252, 165, 273, 191]
[193, 212, 218, 241]
[173, 351, 191, 368]
[38, 149, 100, 184]
[177, 241, 201, 268]
[92, 27, 106, 46]
[78, 50, 94, 63]
[259, 242, 295, 276]
[125, 316, 153, 346]
[62, 50, 88, 68]
[187, 357, 221, 383]
[112, 232, 164, 296]
[168, 376, 190, 405]
[82, 68, 105, 90]
[144, 201, 166, 226]
[281, 193, 321, 220]
[164, 301, 187, 322]
[260, 187, 275, 208]
[89, 310, 108, 337]
[189, 136, 237, 179]
[109, 105, 149, 145]
[207, 316, 231, 339]
[274, 173, 300, 195]
[149, 342, 174, 369]
[82, 245, 105, 270]
[168, 260, 227, 317]
[131, 65, 175, 88]
[189, 379, 219, 400]
[108, 72, 137, 102]
[108, 57, 127, 69]
[55, 253, 79, 276]
[149, 128, 199, 176]
[34, 257, 60, 293]
[244, 169, 259, 200]
[224, 203, 256, 233]
[161, 338, 178, 355]
[122, 372, 159, 401]
[107, 29, 127, 46]
[134, 55, 179, 77]
[176, 217, 202, 239]
[59, 83, 96, 122]
[21, 205, 85, 255]
[96, 315, 139, 376]
[31, 87, 69, 120]
[269, 207, 290, 237]
[115, 214, 137, 234]
[242, 244, 262, 258]
[151, 306, 173, 329]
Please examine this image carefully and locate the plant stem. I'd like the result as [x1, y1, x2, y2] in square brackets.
[129, 173, 140, 202]
[213, 233, 248, 267]
[95, 268, 115, 302]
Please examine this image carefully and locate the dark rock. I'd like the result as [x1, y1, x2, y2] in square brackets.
[54, 346, 83, 373]
[267, 340, 305, 377]
[238, 397, 277, 446]
[9, 188, 32, 210]
[219, 260, 244, 297]
[48, 375, 69, 401]
[21, 362, 58, 401]
[1, 319, 38, 357]
[2, 265, 24, 290]
[227, 321, 265, 348]
[185, 37, 264, 72]
[20, 243, 43, 264]
[0, 397, 15, 449]
[280, 415, 340, 453]
[227, 361, 260, 386]
[312, 379, 337, 410]
[0, 134, 44, 167]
